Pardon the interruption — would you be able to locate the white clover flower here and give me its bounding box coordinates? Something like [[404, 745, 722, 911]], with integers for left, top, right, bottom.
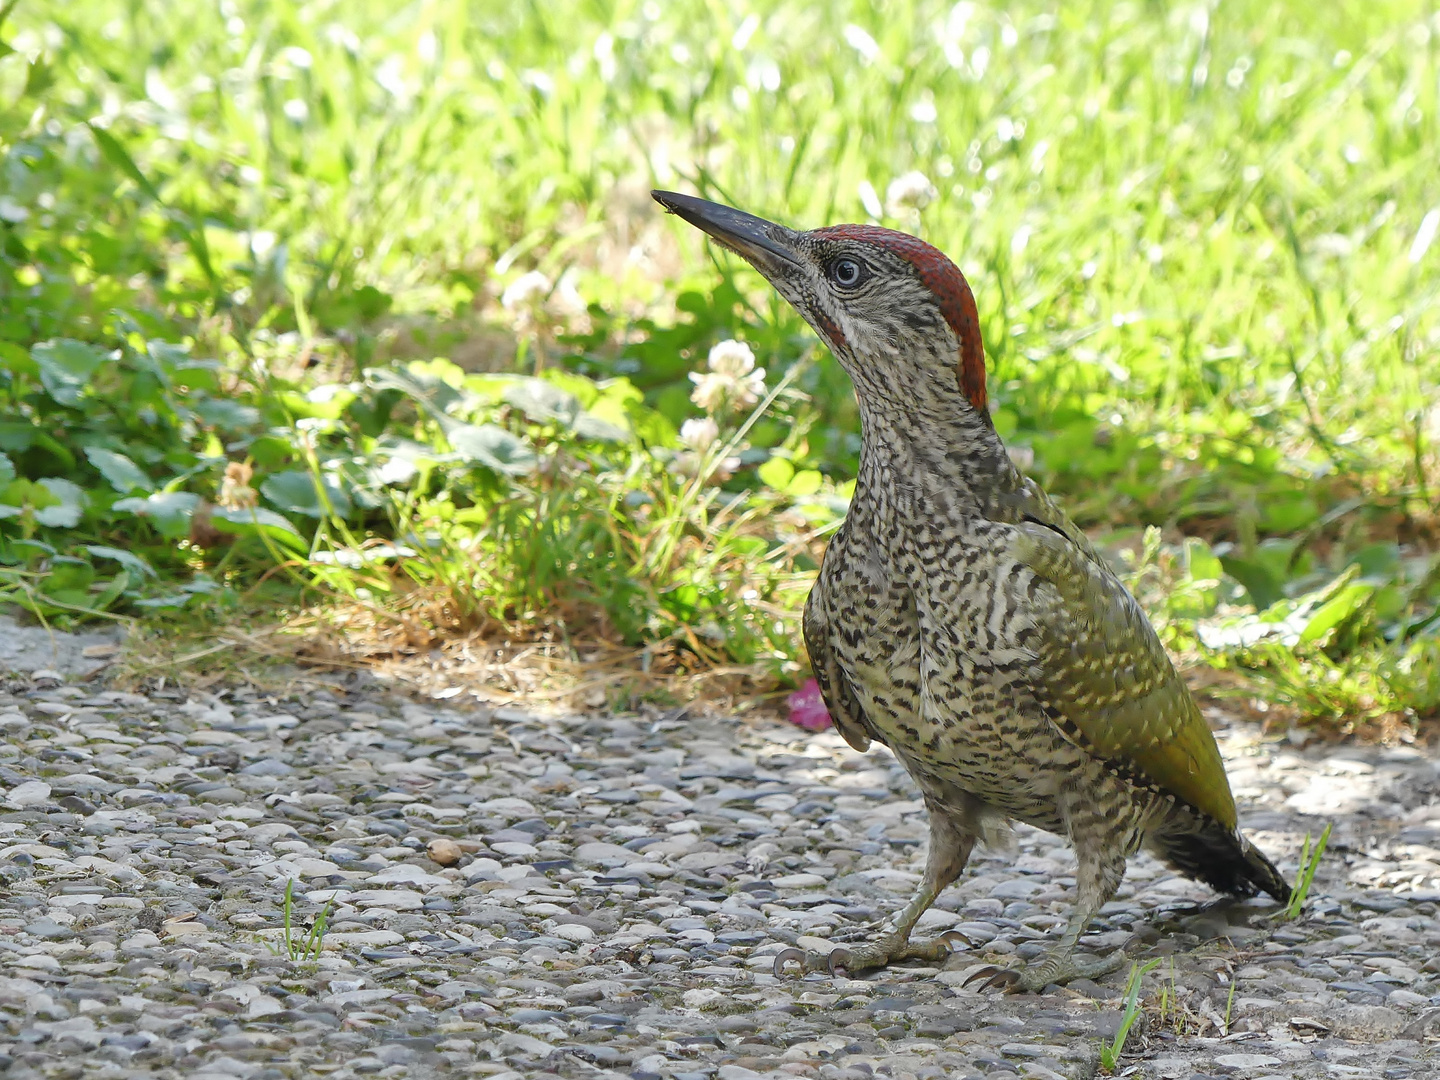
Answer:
[[886, 170, 937, 214], [501, 270, 551, 311], [688, 372, 730, 414], [706, 338, 757, 378], [679, 416, 720, 453], [688, 339, 766, 413], [671, 448, 742, 484]]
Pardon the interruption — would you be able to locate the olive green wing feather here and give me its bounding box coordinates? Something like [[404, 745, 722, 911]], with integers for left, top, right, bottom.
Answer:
[[1012, 515, 1239, 830]]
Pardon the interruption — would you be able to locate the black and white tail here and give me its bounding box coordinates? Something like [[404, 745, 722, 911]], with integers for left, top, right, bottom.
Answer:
[[1152, 820, 1292, 904]]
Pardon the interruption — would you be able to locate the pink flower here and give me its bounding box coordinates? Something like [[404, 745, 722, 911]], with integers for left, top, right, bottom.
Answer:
[[787, 678, 833, 732]]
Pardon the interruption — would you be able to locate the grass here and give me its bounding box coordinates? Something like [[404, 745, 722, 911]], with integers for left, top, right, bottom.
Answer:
[[268, 878, 334, 962], [1282, 821, 1334, 919], [1100, 958, 1161, 1073], [1, 0, 1437, 725]]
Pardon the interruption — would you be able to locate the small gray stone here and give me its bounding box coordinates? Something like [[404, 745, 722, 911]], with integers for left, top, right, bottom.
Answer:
[[240, 758, 293, 776], [25, 918, 74, 940]]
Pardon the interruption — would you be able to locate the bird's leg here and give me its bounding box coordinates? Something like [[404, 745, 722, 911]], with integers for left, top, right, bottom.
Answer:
[[775, 809, 975, 977], [967, 839, 1129, 993]]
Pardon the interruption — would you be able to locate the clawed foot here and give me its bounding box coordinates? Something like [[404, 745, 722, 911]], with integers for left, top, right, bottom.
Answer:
[[772, 929, 970, 978], [961, 944, 1132, 994]]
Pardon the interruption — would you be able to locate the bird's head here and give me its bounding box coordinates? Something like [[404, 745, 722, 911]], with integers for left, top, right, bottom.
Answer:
[[653, 190, 988, 427]]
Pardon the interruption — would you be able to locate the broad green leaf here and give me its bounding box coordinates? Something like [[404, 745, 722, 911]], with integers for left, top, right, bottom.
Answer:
[[132, 575, 223, 609], [190, 397, 261, 430], [447, 424, 536, 474], [572, 413, 630, 442], [0, 424, 35, 453], [0, 342, 35, 377], [7, 538, 56, 557], [0, 451, 12, 487], [1350, 543, 1402, 580], [1259, 493, 1320, 534], [33, 478, 86, 528], [539, 369, 604, 408], [757, 457, 795, 490], [114, 490, 201, 535], [145, 340, 196, 378], [248, 434, 297, 468], [1174, 536, 1225, 617], [85, 447, 152, 493], [366, 364, 462, 420], [82, 545, 157, 578], [787, 469, 823, 497], [211, 506, 306, 549], [31, 339, 108, 406], [501, 377, 624, 440], [261, 470, 351, 518], [503, 378, 581, 424], [42, 556, 94, 594], [1184, 536, 1224, 584], [623, 400, 678, 448], [280, 384, 357, 420]]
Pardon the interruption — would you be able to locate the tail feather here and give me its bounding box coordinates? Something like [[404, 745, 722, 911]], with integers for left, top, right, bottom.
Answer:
[[1151, 822, 1291, 904]]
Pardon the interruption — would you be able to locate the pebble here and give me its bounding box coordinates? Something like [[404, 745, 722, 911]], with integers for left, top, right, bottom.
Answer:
[[427, 836, 462, 865], [0, 673, 1435, 1080]]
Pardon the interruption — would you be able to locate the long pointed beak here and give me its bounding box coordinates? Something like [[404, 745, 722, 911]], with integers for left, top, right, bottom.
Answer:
[[652, 190, 800, 269]]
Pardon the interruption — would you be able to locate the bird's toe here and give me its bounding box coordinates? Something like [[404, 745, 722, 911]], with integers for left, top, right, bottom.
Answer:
[[961, 964, 1019, 991], [771, 947, 809, 978], [936, 928, 972, 950], [825, 947, 855, 977]]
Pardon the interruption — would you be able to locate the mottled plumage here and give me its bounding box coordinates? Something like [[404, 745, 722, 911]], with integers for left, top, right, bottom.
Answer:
[[654, 190, 1290, 990]]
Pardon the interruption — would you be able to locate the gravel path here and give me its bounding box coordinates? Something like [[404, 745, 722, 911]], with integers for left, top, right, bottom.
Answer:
[[1, 670, 1438, 1080]]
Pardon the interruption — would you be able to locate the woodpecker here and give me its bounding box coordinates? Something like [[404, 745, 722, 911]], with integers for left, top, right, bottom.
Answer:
[[653, 189, 1290, 992]]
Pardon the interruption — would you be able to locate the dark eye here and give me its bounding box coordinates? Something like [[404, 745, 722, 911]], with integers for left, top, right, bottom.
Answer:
[[828, 257, 866, 287]]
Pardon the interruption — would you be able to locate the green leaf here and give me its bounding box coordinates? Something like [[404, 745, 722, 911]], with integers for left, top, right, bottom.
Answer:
[[503, 378, 581, 424], [0, 451, 13, 487], [1220, 539, 1298, 611], [85, 448, 152, 493], [787, 469, 823, 497], [211, 506, 306, 549], [1299, 581, 1375, 645], [0, 424, 35, 453], [81, 545, 157, 578], [190, 397, 261, 430], [280, 384, 357, 420], [757, 457, 795, 490], [132, 575, 224, 610], [260, 470, 351, 518], [447, 424, 536, 474], [33, 478, 86, 528], [366, 364, 462, 420], [42, 556, 95, 594], [1259, 493, 1320, 533], [573, 414, 630, 442], [0, 342, 35, 377], [87, 123, 164, 203], [133, 593, 190, 609], [621, 400, 678, 448], [113, 490, 201, 535], [31, 339, 108, 406], [83, 569, 131, 612]]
